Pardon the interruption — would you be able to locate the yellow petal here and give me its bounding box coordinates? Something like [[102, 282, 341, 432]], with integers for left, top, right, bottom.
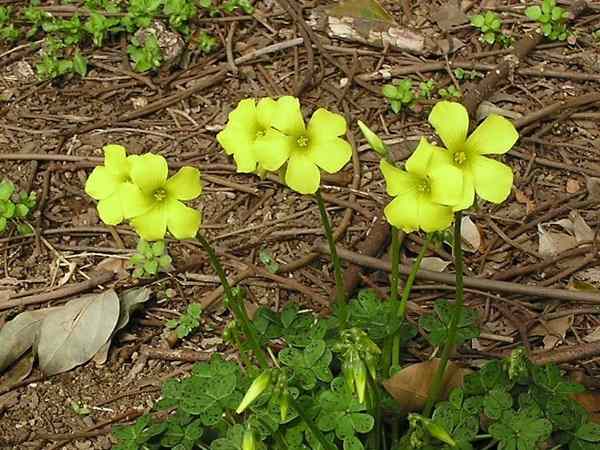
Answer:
[[227, 98, 258, 127], [103, 144, 129, 177], [428, 101, 469, 153], [254, 130, 293, 171], [465, 114, 519, 155], [120, 183, 154, 218], [166, 200, 201, 240], [97, 193, 124, 225], [307, 108, 347, 139], [405, 138, 435, 177], [285, 151, 320, 194], [379, 159, 418, 197], [85, 166, 119, 200], [452, 169, 475, 211], [429, 163, 463, 206], [130, 153, 169, 195], [130, 205, 168, 241], [166, 167, 202, 200], [418, 198, 454, 233], [256, 97, 277, 130], [217, 125, 258, 173], [471, 155, 513, 204], [307, 137, 352, 174], [384, 192, 419, 233], [271, 96, 305, 136]]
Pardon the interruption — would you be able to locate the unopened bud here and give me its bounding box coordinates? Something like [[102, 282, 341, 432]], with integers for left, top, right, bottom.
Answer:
[[242, 428, 256, 450], [357, 120, 387, 157], [237, 370, 272, 414]]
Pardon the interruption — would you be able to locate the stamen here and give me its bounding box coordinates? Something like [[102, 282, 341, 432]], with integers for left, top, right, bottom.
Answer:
[[454, 151, 467, 165], [296, 135, 309, 148], [153, 188, 167, 201]]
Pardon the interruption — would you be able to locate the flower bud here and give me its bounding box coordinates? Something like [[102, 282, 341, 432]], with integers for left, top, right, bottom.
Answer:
[[279, 389, 289, 421], [357, 120, 387, 157], [423, 419, 456, 447], [237, 370, 272, 414], [353, 355, 367, 404], [242, 428, 256, 450], [343, 351, 357, 394]]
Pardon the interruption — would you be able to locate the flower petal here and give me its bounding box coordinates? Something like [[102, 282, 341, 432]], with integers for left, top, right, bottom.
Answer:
[[405, 137, 435, 177], [217, 126, 257, 173], [130, 153, 169, 195], [255, 130, 293, 171], [429, 163, 463, 206], [130, 205, 168, 241], [307, 108, 347, 139], [271, 96, 305, 136], [227, 98, 257, 127], [97, 193, 124, 225], [471, 155, 513, 204], [166, 167, 202, 200], [85, 166, 119, 200], [256, 97, 277, 130], [166, 199, 202, 239], [384, 192, 419, 233], [285, 151, 320, 194], [465, 114, 519, 155], [307, 137, 352, 174], [103, 144, 129, 176], [428, 101, 469, 153], [453, 169, 475, 211], [379, 159, 418, 197], [418, 198, 454, 233], [120, 183, 154, 218]]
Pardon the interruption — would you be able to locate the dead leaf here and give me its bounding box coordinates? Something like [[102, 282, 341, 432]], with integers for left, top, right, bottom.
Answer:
[[419, 257, 451, 272], [569, 210, 594, 243], [566, 178, 581, 193], [476, 101, 522, 122], [0, 308, 56, 373], [573, 391, 600, 417], [461, 216, 481, 253], [584, 327, 600, 343], [531, 315, 573, 349], [97, 257, 129, 278], [94, 288, 151, 365], [514, 188, 536, 214], [586, 177, 600, 200], [38, 290, 120, 376], [0, 352, 34, 388], [538, 224, 576, 257], [382, 359, 471, 412], [432, 1, 468, 31]]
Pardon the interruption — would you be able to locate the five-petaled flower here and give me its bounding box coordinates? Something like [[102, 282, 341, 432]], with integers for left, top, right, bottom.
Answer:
[[380, 138, 463, 233], [126, 154, 202, 241], [84, 144, 148, 225], [428, 101, 518, 211], [256, 96, 352, 194], [217, 97, 279, 173]]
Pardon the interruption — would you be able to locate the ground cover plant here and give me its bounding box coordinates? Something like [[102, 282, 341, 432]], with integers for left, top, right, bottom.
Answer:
[[1, 1, 600, 449]]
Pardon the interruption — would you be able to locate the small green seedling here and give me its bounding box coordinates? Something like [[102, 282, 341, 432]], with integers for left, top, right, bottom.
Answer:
[[438, 85, 461, 99], [258, 248, 279, 273], [0, 180, 37, 235], [470, 11, 512, 47], [128, 33, 162, 72], [130, 239, 173, 278], [83, 12, 121, 47], [197, 31, 217, 54], [223, 0, 254, 14], [70, 401, 91, 416], [382, 79, 414, 113], [0, 6, 19, 42], [453, 68, 483, 81], [417, 79, 436, 100], [164, 0, 197, 34], [166, 303, 202, 339], [526, 0, 571, 41]]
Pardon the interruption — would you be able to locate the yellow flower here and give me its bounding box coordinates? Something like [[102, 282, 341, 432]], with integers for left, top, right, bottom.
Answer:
[[428, 101, 519, 210]]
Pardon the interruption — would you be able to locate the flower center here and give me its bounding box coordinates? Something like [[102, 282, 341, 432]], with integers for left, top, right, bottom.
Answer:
[[255, 129, 266, 139], [296, 135, 309, 148], [417, 179, 430, 193], [454, 151, 467, 165], [153, 188, 167, 201]]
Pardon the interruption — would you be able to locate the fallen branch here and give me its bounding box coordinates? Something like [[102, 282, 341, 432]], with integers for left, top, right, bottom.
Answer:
[[317, 244, 600, 304]]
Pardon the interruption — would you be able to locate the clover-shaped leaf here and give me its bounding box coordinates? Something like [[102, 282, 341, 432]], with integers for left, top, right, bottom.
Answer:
[[483, 389, 513, 420], [433, 388, 480, 442], [420, 299, 479, 347]]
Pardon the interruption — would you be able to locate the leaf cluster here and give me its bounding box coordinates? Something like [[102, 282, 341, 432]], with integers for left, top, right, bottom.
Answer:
[[130, 239, 173, 278], [470, 11, 513, 47], [166, 303, 203, 339], [526, 0, 571, 41], [419, 299, 480, 347], [0, 180, 36, 235]]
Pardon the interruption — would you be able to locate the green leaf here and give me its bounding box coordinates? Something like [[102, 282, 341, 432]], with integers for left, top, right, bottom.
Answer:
[[281, 302, 299, 329], [350, 413, 374, 433], [483, 389, 513, 419], [335, 414, 355, 440], [303, 340, 326, 366], [144, 259, 159, 275], [186, 303, 202, 318], [526, 6, 542, 20], [343, 436, 364, 450], [483, 31, 496, 44], [576, 423, 600, 442], [158, 254, 172, 269], [16, 223, 33, 235], [470, 14, 484, 28], [0, 181, 14, 201], [259, 249, 279, 273], [382, 84, 397, 99], [14, 203, 29, 218], [151, 240, 165, 256]]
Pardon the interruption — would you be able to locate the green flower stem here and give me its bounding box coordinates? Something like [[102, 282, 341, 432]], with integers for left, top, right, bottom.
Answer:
[[423, 212, 464, 417], [389, 226, 401, 303], [196, 233, 269, 369], [397, 233, 431, 320], [289, 397, 336, 450], [315, 189, 346, 324]]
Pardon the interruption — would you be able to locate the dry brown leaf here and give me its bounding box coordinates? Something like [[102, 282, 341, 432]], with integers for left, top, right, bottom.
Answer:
[[573, 391, 600, 416], [569, 210, 594, 243], [419, 257, 451, 272], [538, 224, 577, 257], [382, 359, 471, 413], [584, 327, 600, 343], [432, 0, 468, 31], [514, 188, 536, 214], [566, 178, 581, 193], [97, 257, 129, 278], [586, 176, 600, 200], [0, 351, 34, 389], [461, 216, 481, 253], [531, 315, 573, 349]]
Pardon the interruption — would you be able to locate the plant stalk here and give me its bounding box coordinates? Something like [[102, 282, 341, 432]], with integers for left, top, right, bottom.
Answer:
[[389, 226, 401, 303], [196, 233, 269, 369], [315, 189, 347, 325], [423, 212, 465, 416], [289, 397, 336, 450]]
